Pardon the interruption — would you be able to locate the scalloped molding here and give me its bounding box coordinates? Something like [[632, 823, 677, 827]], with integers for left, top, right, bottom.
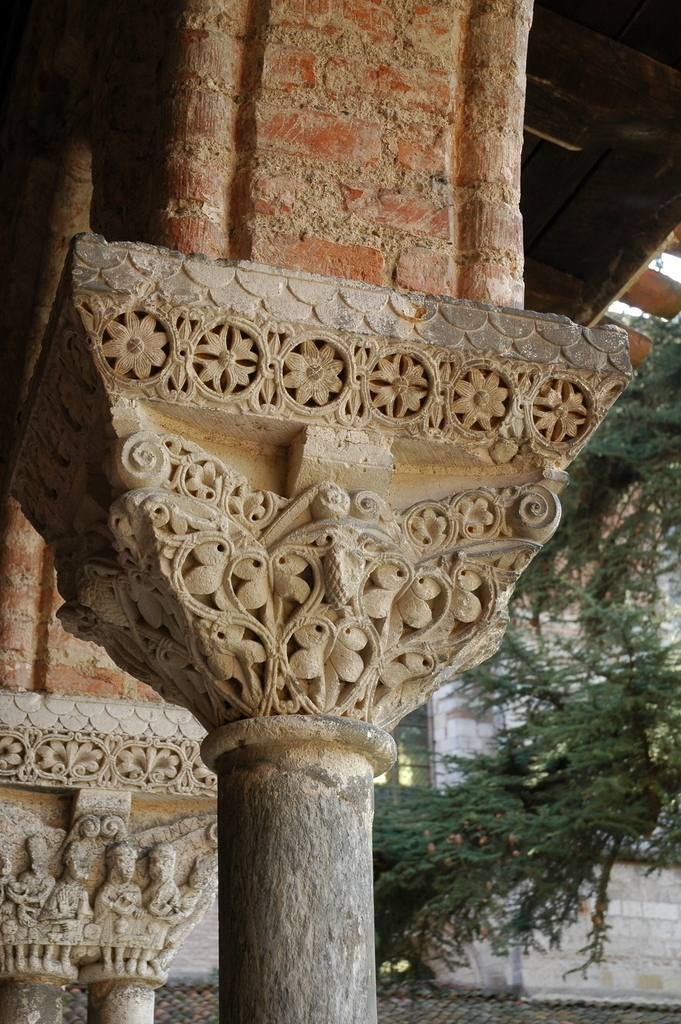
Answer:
[[0, 691, 215, 794]]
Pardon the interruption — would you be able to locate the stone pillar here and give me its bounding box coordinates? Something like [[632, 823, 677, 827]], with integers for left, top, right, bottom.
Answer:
[[88, 980, 156, 1024], [10, 236, 631, 1024], [0, 981, 62, 1024], [202, 716, 394, 1024]]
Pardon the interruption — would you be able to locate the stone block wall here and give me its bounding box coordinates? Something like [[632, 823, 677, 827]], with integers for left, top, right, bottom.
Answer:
[[435, 862, 681, 1004], [429, 682, 681, 1004], [430, 679, 496, 785]]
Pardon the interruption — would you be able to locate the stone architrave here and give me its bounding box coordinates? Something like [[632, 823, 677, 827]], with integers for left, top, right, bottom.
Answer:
[[0, 691, 217, 1022], [10, 234, 631, 1023]]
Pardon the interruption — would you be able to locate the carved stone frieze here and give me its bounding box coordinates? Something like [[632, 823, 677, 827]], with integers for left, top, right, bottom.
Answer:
[[0, 792, 217, 985], [11, 235, 632, 732], [0, 692, 215, 795]]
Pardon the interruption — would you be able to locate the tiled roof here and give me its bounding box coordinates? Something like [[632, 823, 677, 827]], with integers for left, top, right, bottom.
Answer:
[[62, 983, 681, 1023], [377, 992, 681, 1023]]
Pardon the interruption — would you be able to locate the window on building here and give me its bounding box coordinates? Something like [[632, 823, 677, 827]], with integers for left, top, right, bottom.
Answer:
[[375, 704, 431, 790]]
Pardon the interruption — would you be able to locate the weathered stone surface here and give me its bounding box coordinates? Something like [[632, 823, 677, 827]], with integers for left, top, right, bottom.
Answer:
[[205, 715, 395, 1024], [55, 235, 628, 369], [0, 690, 215, 795], [11, 235, 631, 734], [0, 691, 217, 989], [0, 980, 63, 1024], [88, 979, 156, 1024]]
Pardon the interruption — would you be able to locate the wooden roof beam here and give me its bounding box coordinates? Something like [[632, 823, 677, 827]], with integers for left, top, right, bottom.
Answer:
[[622, 269, 681, 320], [524, 257, 583, 319], [525, 6, 681, 152], [664, 225, 681, 258]]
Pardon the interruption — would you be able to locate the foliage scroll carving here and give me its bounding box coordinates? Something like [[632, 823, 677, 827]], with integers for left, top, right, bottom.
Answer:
[[10, 237, 632, 735], [57, 430, 565, 731]]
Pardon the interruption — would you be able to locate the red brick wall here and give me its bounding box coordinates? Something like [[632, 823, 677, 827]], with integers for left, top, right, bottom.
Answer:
[[88, 0, 531, 304], [270, 0, 528, 304], [0, 500, 159, 700]]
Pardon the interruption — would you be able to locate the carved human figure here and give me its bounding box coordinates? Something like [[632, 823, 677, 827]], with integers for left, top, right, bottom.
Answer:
[[144, 843, 183, 922], [94, 842, 143, 973], [138, 842, 185, 976], [6, 835, 55, 971], [40, 841, 93, 972], [0, 841, 16, 973], [157, 846, 219, 973]]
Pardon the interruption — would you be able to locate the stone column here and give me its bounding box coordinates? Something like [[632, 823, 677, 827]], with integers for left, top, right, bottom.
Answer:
[[10, 236, 631, 1024], [87, 980, 156, 1024], [0, 981, 62, 1024], [202, 716, 394, 1024]]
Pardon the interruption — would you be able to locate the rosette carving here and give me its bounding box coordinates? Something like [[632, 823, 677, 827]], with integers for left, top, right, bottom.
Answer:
[[532, 377, 589, 443], [0, 696, 216, 795], [193, 322, 260, 395], [283, 338, 346, 407], [9, 238, 631, 737], [101, 311, 170, 381]]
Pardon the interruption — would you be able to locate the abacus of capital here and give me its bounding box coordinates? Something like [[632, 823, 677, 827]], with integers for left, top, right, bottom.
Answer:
[[10, 235, 631, 1022]]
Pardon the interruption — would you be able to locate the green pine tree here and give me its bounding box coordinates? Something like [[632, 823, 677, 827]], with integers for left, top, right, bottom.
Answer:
[[373, 314, 681, 976]]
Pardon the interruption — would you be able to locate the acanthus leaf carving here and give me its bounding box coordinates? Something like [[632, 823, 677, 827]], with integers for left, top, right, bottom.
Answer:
[[53, 430, 566, 731], [0, 728, 216, 795]]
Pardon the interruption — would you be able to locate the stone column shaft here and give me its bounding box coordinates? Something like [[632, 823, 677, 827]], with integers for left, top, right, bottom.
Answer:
[[0, 981, 62, 1024], [88, 980, 156, 1024], [203, 717, 396, 1024]]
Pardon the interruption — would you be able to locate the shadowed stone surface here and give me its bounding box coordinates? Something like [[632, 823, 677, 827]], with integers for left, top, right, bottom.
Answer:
[[0, 981, 63, 1024], [88, 979, 156, 1024]]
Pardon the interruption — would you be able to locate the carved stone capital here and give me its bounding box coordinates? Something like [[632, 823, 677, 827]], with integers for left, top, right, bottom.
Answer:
[[0, 694, 217, 986], [11, 235, 631, 731], [0, 691, 215, 796], [0, 788, 217, 986]]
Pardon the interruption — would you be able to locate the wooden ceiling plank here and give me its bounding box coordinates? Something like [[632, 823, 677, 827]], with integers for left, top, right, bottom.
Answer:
[[664, 225, 681, 258], [535, 0, 644, 38], [528, 147, 681, 323], [525, 5, 681, 151], [521, 141, 607, 250], [524, 257, 584, 319], [618, 0, 681, 68]]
